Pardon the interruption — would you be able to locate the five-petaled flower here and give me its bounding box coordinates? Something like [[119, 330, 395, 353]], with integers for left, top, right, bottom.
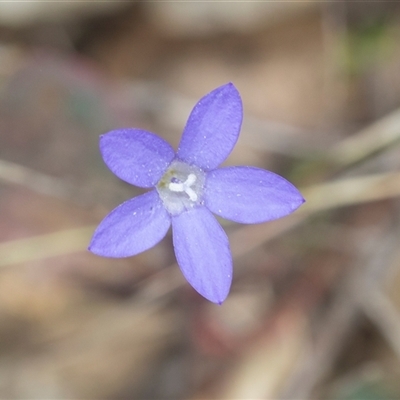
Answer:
[[89, 83, 304, 304]]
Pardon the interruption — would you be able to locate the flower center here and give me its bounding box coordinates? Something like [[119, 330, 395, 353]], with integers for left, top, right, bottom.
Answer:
[[156, 159, 205, 215]]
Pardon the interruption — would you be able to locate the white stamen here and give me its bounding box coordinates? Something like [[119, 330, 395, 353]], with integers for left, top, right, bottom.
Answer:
[[168, 182, 185, 192], [168, 174, 198, 201], [185, 187, 198, 201], [186, 174, 197, 186], [156, 160, 205, 215]]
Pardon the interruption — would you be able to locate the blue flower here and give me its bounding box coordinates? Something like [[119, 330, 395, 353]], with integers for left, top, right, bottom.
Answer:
[[89, 83, 304, 304]]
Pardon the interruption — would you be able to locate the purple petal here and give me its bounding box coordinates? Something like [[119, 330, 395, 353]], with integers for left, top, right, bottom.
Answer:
[[177, 83, 243, 171], [89, 190, 171, 257], [172, 207, 232, 304], [204, 167, 305, 224], [100, 129, 175, 188]]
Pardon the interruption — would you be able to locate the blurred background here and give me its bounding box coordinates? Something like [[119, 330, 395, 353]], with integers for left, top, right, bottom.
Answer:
[[1, 1, 400, 398]]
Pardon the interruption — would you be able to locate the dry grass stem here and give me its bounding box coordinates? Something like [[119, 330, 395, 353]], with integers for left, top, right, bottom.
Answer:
[[301, 170, 400, 213], [0, 159, 72, 199], [328, 109, 400, 167], [1, 170, 400, 272], [0, 226, 95, 267]]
